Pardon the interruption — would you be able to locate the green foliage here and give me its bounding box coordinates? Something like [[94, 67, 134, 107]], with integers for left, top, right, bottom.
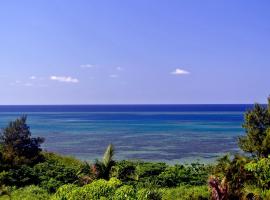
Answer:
[[135, 162, 167, 180], [9, 185, 50, 200], [245, 156, 270, 189], [133, 162, 166, 188], [92, 144, 116, 180], [33, 152, 80, 193], [113, 185, 136, 200], [52, 178, 122, 200], [158, 163, 210, 187], [212, 154, 231, 178], [111, 160, 210, 189], [103, 144, 114, 169], [51, 184, 79, 200], [0, 116, 44, 167], [238, 99, 270, 158], [137, 188, 162, 200], [212, 154, 253, 199], [161, 185, 209, 200], [0, 165, 38, 187], [111, 160, 136, 182]]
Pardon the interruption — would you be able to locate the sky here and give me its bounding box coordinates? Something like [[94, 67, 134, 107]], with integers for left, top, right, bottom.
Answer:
[[0, 0, 269, 104]]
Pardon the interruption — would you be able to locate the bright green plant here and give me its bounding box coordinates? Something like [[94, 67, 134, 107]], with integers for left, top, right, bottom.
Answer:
[[9, 185, 50, 200], [53, 178, 122, 200], [245, 156, 270, 189], [137, 188, 162, 200], [162, 185, 209, 200], [113, 185, 136, 200], [51, 184, 79, 200]]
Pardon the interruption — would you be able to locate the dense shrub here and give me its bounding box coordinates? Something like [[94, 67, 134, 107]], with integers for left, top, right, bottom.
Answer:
[[137, 188, 162, 200], [111, 160, 136, 182], [135, 162, 167, 179], [9, 185, 50, 200], [113, 185, 136, 200], [245, 156, 270, 189], [162, 185, 209, 200], [52, 178, 122, 200], [33, 152, 82, 192], [158, 163, 209, 187], [52, 184, 79, 200], [0, 165, 37, 187]]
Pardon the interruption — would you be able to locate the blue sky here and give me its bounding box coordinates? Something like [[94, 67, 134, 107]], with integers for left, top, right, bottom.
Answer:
[[0, 0, 269, 104]]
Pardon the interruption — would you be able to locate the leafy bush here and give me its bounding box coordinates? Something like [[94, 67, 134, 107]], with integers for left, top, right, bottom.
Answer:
[[113, 185, 136, 200], [135, 162, 167, 180], [51, 184, 79, 200], [33, 153, 81, 192], [245, 156, 270, 189], [137, 188, 162, 200], [111, 160, 136, 182], [162, 185, 209, 200], [9, 185, 50, 200], [158, 163, 209, 187], [52, 178, 122, 200], [0, 165, 38, 187]]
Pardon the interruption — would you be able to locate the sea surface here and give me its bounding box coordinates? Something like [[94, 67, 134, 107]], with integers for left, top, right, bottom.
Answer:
[[0, 105, 253, 164]]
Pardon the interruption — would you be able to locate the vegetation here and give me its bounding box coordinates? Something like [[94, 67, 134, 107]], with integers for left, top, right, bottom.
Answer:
[[0, 115, 44, 167], [0, 97, 270, 199], [238, 97, 270, 158]]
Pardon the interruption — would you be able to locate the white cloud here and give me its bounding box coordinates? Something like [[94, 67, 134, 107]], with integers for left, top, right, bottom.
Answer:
[[80, 64, 95, 68], [30, 76, 37, 80], [171, 68, 190, 75], [50, 76, 79, 83], [109, 74, 118, 78]]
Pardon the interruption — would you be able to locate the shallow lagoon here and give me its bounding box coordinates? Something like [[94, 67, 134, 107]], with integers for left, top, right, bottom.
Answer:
[[0, 105, 252, 163]]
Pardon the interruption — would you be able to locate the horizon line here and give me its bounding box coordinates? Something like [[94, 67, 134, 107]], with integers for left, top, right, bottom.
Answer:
[[0, 103, 260, 106]]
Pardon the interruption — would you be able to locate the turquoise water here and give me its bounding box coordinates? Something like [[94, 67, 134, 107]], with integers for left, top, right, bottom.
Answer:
[[0, 105, 251, 163]]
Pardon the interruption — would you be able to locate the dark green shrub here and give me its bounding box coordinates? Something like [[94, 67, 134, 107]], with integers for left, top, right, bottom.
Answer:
[[0, 165, 37, 187], [0, 116, 44, 167], [33, 153, 80, 192], [158, 163, 210, 187], [111, 160, 136, 182]]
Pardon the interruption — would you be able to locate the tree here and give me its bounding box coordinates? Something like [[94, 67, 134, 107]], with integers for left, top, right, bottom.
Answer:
[[0, 115, 44, 166], [238, 97, 270, 158], [92, 144, 115, 180]]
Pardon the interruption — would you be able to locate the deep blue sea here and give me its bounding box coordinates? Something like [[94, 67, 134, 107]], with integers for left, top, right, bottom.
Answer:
[[0, 105, 253, 164]]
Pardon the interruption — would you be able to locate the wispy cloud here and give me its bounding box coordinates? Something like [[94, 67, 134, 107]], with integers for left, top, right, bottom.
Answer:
[[24, 83, 33, 87], [116, 66, 123, 71], [50, 76, 79, 83], [29, 76, 37, 80], [109, 74, 118, 78], [80, 64, 95, 68], [171, 68, 190, 75]]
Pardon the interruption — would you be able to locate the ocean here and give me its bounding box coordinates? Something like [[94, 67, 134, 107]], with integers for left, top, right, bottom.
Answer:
[[0, 105, 253, 164]]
